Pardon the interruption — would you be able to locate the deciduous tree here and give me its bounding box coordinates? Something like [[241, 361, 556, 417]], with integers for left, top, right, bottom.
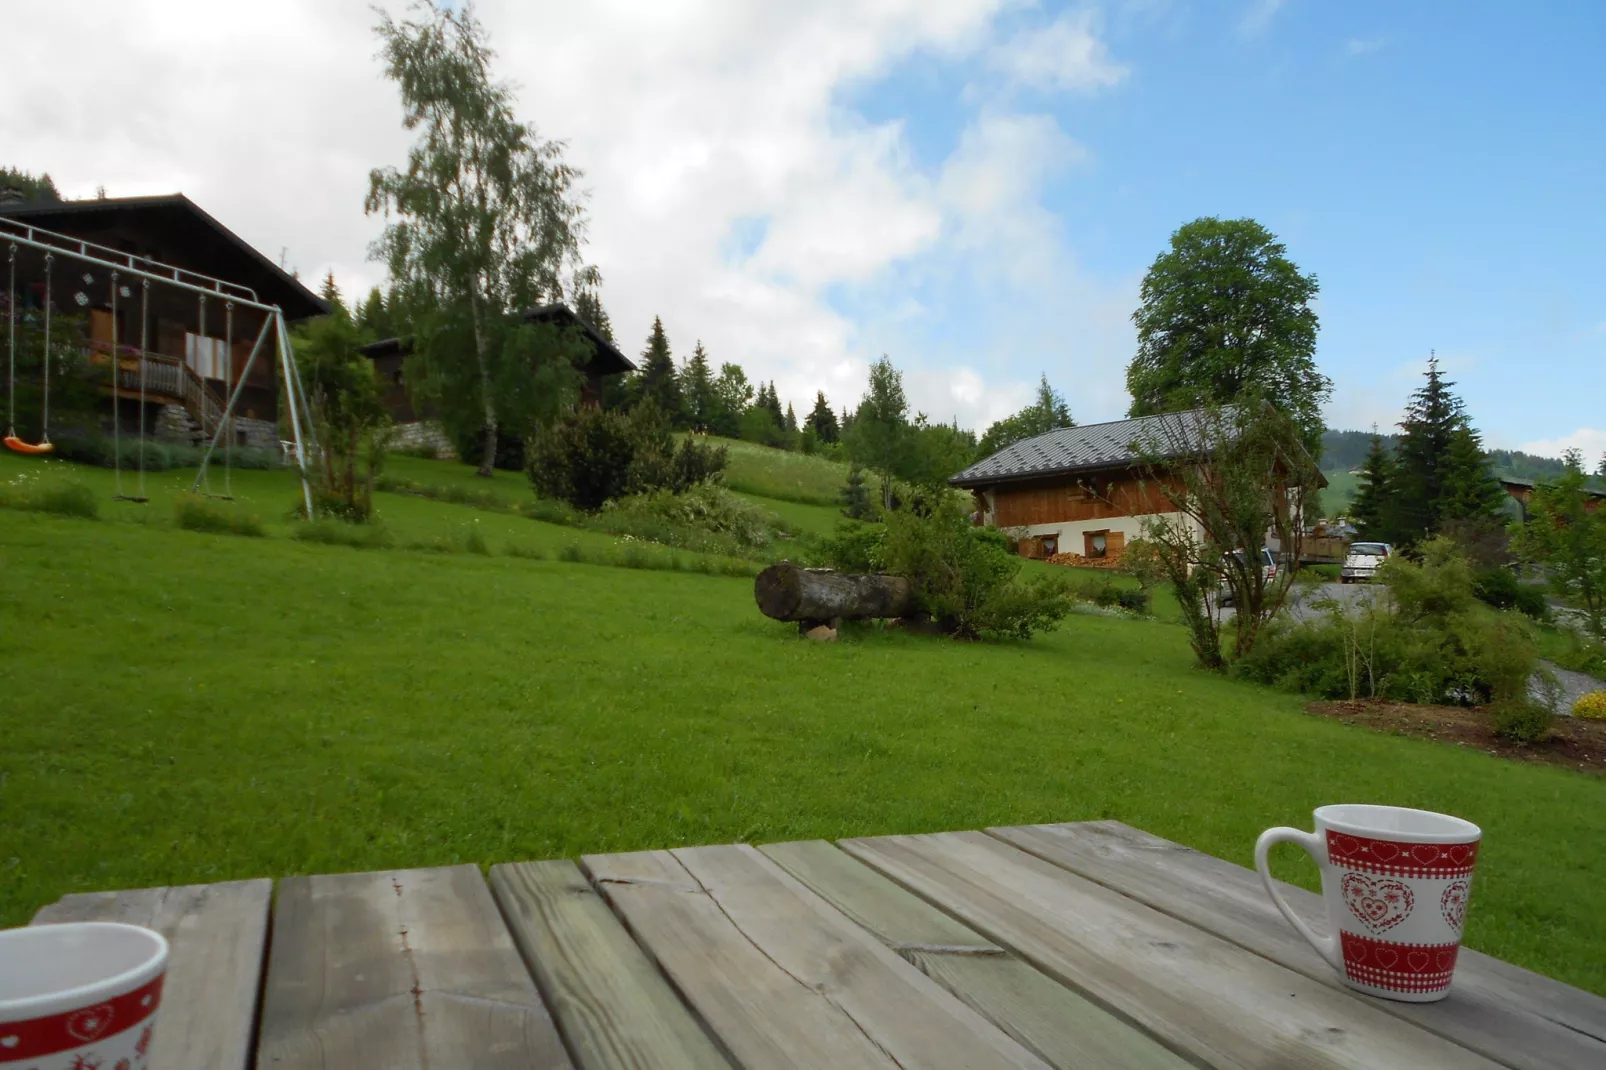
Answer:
[[1127, 217, 1329, 453], [1514, 450, 1606, 639], [367, 0, 598, 476]]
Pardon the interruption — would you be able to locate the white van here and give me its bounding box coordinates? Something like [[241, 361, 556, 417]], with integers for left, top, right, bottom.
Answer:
[[1340, 542, 1392, 584]]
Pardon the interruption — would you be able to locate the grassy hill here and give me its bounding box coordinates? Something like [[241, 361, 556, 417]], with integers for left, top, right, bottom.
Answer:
[[2, 449, 1603, 995]]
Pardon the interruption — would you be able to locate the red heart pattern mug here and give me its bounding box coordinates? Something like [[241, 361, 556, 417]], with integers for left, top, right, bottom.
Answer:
[[1255, 804, 1480, 1002]]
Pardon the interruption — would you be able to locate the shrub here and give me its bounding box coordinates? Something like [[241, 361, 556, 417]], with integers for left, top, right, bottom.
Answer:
[[294, 519, 395, 549], [521, 497, 582, 526], [1473, 566, 1548, 620], [820, 520, 886, 573], [1489, 700, 1553, 744], [558, 543, 585, 563], [878, 498, 1074, 640], [527, 402, 727, 511], [1573, 691, 1606, 719], [602, 484, 774, 548], [462, 522, 490, 556], [1237, 540, 1539, 705], [0, 476, 99, 518], [174, 495, 264, 537]]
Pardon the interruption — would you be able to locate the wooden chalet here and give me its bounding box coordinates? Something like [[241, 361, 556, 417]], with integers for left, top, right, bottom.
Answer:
[[1501, 475, 1606, 522], [358, 304, 635, 452], [0, 194, 326, 446], [949, 410, 1219, 560]]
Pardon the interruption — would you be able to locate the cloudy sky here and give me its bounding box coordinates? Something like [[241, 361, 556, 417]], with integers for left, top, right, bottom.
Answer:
[[5, 0, 1603, 458]]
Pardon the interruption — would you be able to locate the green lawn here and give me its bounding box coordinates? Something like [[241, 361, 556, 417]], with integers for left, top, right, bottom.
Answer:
[[713, 436, 850, 505], [2, 458, 1603, 996]]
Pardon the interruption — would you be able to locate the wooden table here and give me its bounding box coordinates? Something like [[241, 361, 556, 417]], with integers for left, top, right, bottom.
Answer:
[[31, 821, 1606, 1069]]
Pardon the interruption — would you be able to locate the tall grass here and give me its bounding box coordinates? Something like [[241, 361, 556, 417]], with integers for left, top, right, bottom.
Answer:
[[716, 437, 850, 505], [0, 473, 99, 518], [293, 519, 396, 550], [174, 495, 265, 537]]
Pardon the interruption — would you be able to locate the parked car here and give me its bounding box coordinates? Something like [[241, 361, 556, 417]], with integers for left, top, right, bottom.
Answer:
[[1217, 548, 1279, 607], [1340, 541, 1392, 584]]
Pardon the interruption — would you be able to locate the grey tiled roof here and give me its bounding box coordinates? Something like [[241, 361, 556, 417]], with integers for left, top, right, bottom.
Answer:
[[949, 408, 1214, 487]]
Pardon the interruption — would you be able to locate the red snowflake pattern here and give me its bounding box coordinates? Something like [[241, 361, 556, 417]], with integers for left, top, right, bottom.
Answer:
[[68, 1056, 103, 1070], [135, 1026, 153, 1057]]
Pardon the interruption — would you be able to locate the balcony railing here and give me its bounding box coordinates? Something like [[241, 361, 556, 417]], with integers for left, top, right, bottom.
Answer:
[[88, 344, 230, 438]]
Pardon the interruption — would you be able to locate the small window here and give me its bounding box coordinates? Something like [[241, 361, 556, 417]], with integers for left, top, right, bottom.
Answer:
[[1041, 534, 1059, 556], [1084, 530, 1109, 558]]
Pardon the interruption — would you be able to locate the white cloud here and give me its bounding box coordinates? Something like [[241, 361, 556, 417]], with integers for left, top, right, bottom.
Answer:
[[1238, 0, 1286, 38], [1517, 428, 1606, 463], [1, 0, 1138, 433], [1344, 37, 1387, 57], [987, 8, 1129, 93]]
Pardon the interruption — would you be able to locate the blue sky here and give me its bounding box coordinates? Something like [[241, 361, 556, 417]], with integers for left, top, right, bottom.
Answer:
[[9, 0, 1600, 457], [836, 0, 1606, 452]]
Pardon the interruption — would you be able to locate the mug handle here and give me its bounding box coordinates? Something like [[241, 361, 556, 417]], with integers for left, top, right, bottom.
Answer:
[[1254, 827, 1342, 970]]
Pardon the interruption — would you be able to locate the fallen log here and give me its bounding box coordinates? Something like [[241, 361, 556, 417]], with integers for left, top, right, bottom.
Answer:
[[754, 563, 915, 623]]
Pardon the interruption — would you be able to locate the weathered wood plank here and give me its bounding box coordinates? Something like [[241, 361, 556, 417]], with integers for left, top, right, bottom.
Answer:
[[844, 830, 1505, 1070], [584, 845, 1049, 1069], [489, 860, 731, 1069], [761, 839, 1192, 1069], [990, 820, 1606, 1069], [257, 864, 571, 1069], [33, 879, 272, 1070]]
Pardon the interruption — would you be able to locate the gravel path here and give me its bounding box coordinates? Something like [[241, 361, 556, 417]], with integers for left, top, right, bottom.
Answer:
[[1532, 660, 1606, 717]]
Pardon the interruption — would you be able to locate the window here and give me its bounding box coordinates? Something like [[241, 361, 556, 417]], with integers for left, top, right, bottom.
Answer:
[[1084, 530, 1109, 558], [1041, 534, 1059, 556], [185, 333, 229, 382]]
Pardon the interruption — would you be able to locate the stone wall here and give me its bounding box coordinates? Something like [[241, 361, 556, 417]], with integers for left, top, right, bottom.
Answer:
[[388, 419, 457, 459]]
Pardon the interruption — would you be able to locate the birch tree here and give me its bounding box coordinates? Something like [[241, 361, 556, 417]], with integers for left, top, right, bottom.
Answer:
[[367, 0, 598, 476]]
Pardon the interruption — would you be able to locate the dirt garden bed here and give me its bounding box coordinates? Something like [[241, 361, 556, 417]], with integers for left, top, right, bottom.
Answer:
[[1305, 700, 1606, 777]]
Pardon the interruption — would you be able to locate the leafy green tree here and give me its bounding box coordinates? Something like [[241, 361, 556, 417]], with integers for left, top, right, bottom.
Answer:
[[1390, 358, 1503, 545], [1514, 451, 1606, 639], [806, 391, 839, 443], [976, 373, 1073, 457], [844, 355, 910, 508], [710, 362, 752, 437], [0, 166, 61, 202], [907, 417, 977, 491], [635, 316, 683, 422], [294, 315, 392, 519], [366, 0, 598, 476], [681, 341, 716, 431], [1127, 217, 1329, 453], [1348, 431, 1397, 540]]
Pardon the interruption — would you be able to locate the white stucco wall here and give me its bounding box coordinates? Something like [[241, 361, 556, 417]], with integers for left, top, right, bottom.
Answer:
[[1009, 512, 1202, 555]]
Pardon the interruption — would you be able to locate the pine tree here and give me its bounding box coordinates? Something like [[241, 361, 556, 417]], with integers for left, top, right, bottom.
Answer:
[[755, 381, 784, 426], [784, 401, 798, 433], [572, 288, 614, 343], [1348, 431, 1397, 540], [637, 316, 683, 423], [319, 271, 348, 321], [681, 341, 716, 431], [839, 465, 875, 520], [806, 391, 839, 443], [356, 286, 392, 339], [1391, 357, 1505, 546], [977, 373, 1074, 457], [1439, 423, 1508, 524]]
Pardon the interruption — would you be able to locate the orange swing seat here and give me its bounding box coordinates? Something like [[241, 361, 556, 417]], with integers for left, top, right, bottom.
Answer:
[[3, 434, 54, 455]]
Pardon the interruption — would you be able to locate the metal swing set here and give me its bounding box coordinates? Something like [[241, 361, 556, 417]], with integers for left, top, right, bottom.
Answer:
[[2, 218, 318, 516]]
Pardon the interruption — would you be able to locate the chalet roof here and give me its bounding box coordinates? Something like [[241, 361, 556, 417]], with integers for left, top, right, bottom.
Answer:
[[1500, 476, 1606, 499], [0, 194, 327, 320], [949, 408, 1217, 488], [359, 303, 634, 376]]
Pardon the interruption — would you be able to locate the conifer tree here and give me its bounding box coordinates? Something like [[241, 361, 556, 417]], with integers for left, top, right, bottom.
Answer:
[[977, 373, 1074, 457], [806, 391, 839, 443], [1390, 357, 1505, 545], [356, 286, 392, 339], [710, 363, 752, 437], [681, 341, 716, 431], [319, 271, 349, 321], [784, 401, 798, 433], [1348, 431, 1397, 540], [637, 316, 683, 423], [572, 287, 614, 342]]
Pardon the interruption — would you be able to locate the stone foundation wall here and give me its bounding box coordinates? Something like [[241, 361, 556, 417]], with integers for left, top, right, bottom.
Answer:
[[388, 420, 457, 459]]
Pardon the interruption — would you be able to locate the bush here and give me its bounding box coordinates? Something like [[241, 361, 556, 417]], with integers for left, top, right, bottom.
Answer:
[[1088, 582, 1152, 615], [1237, 539, 1539, 705], [878, 498, 1073, 640], [525, 406, 640, 511], [820, 520, 886, 573], [294, 519, 395, 549], [462, 522, 490, 555], [1473, 566, 1548, 620], [1489, 700, 1553, 744], [174, 495, 265, 537], [1305, 563, 1341, 582], [1573, 691, 1606, 719], [602, 484, 775, 549], [521, 497, 582, 526], [52, 432, 278, 471], [0, 476, 99, 518]]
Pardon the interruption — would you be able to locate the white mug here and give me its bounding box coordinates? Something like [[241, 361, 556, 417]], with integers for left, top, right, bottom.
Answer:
[[0, 922, 167, 1068], [1255, 803, 1480, 1002]]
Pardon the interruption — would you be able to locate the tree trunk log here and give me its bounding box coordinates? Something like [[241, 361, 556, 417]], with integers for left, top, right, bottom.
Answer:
[[754, 563, 915, 622]]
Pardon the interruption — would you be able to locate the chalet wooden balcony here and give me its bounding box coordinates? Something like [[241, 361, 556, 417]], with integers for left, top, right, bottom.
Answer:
[[86, 343, 228, 437]]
